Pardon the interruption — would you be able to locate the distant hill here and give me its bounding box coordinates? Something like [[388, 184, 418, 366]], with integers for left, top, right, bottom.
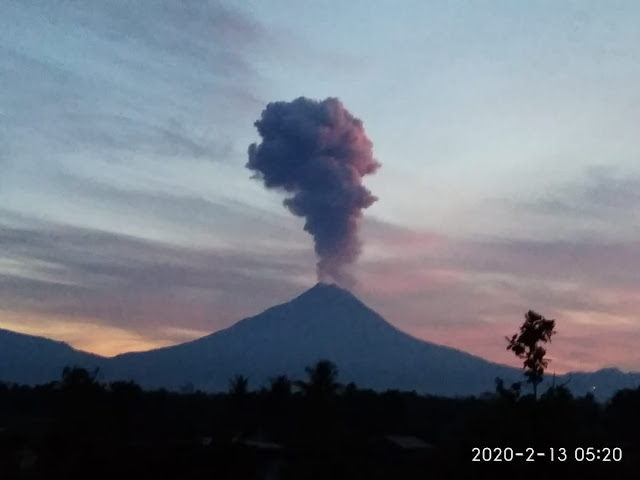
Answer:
[[0, 328, 103, 385], [549, 367, 640, 398], [2, 284, 640, 398]]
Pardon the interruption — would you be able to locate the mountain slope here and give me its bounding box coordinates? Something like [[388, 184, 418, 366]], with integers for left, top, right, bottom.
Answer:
[[0, 328, 104, 385], [3, 284, 639, 398], [105, 283, 520, 395]]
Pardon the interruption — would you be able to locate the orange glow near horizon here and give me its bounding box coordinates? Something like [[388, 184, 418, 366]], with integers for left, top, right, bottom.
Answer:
[[406, 309, 640, 375], [3, 305, 639, 374], [0, 311, 176, 357]]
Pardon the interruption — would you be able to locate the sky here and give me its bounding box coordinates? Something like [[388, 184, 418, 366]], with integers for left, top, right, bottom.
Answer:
[[2, 0, 640, 373]]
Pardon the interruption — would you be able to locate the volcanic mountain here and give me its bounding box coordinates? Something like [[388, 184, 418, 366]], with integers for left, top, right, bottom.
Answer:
[[3, 283, 640, 398], [103, 283, 520, 395]]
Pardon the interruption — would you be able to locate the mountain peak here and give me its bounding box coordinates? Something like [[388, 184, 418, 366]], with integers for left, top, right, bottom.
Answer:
[[310, 281, 350, 294], [293, 282, 358, 304]]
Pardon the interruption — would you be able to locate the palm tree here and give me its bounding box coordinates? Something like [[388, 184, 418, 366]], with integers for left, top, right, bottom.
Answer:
[[295, 361, 342, 443], [228, 375, 249, 397], [269, 375, 292, 399], [60, 366, 100, 392], [295, 360, 342, 401], [227, 375, 250, 435]]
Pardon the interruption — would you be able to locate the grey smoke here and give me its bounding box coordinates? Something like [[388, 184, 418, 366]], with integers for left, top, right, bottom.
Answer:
[[247, 97, 380, 285]]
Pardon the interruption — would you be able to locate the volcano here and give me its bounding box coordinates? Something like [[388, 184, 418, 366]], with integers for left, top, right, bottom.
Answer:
[[103, 283, 520, 395], [4, 283, 639, 398]]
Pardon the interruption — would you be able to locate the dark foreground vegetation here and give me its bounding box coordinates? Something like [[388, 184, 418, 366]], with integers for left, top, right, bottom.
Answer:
[[1, 362, 640, 479]]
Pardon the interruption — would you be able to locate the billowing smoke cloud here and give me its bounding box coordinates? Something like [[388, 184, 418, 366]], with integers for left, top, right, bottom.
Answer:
[[247, 97, 380, 285]]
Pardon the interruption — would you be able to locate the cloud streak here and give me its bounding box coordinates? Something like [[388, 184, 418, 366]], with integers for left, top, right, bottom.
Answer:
[[1, 212, 638, 371], [0, 213, 313, 351], [1, 1, 639, 373], [355, 220, 640, 372], [1, 0, 268, 173], [504, 165, 640, 240]]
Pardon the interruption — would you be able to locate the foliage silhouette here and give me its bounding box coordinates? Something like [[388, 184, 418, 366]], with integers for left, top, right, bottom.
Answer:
[[495, 377, 521, 403], [295, 359, 342, 400], [0, 362, 639, 479], [506, 310, 556, 398], [268, 375, 292, 399], [228, 375, 249, 397], [60, 366, 101, 392]]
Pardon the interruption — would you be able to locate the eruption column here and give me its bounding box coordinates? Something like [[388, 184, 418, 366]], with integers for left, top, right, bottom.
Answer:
[[247, 97, 380, 285]]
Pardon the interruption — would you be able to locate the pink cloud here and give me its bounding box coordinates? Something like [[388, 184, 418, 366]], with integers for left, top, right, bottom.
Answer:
[[2, 215, 639, 372], [354, 220, 640, 372], [358, 266, 464, 295]]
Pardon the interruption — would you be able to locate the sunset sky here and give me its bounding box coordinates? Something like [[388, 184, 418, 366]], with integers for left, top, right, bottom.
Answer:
[[2, 0, 639, 373]]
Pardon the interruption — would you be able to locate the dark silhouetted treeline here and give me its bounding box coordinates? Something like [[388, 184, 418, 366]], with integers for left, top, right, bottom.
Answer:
[[1, 362, 639, 479]]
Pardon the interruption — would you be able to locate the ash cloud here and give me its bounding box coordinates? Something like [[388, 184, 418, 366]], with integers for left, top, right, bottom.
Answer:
[[247, 97, 380, 285]]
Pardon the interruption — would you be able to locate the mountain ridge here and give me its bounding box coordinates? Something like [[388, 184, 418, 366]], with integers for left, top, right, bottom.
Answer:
[[102, 282, 519, 394], [2, 283, 640, 398], [0, 327, 103, 385]]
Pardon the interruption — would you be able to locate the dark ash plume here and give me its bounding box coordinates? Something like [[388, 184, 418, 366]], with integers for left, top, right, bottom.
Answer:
[[247, 97, 380, 285]]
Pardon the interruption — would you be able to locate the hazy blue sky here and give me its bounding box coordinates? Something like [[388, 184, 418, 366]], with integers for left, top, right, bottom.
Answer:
[[2, 0, 639, 372]]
